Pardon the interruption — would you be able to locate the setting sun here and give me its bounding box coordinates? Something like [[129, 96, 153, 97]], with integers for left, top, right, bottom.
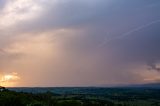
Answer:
[[0, 72, 20, 87]]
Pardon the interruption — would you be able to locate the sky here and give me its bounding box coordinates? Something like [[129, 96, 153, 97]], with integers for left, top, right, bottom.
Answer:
[[0, 0, 160, 87]]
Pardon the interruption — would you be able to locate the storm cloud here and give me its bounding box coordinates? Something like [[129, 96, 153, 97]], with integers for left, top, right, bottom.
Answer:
[[0, 0, 160, 87]]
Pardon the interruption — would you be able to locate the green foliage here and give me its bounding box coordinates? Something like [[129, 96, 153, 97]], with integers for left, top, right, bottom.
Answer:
[[56, 100, 81, 106], [0, 88, 160, 106]]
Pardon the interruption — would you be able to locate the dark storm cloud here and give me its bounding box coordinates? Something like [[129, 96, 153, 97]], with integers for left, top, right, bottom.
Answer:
[[14, 0, 160, 32], [1, 0, 160, 86], [39, 0, 160, 73], [112, 22, 160, 71], [14, 0, 160, 83]]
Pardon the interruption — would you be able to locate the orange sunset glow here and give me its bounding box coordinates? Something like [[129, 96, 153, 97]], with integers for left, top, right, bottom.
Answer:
[[0, 72, 20, 87]]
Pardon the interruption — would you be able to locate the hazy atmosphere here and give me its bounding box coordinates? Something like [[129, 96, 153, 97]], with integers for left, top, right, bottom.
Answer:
[[0, 0, 160, 87]]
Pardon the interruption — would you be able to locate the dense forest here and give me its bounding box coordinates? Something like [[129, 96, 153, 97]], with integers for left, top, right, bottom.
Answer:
[[0, 87, 160, 106]]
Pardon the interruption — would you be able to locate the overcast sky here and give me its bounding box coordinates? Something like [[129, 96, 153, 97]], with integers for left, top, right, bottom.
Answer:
[[0, 0, 160, 87]]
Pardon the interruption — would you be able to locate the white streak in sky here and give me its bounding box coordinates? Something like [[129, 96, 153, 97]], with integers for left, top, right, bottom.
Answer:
[[99, 19, 160, 47]]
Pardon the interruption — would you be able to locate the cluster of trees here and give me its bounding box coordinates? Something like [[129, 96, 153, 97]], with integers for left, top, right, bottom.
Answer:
[[0, 88, 160, 106], [0, 90, 114, 106]]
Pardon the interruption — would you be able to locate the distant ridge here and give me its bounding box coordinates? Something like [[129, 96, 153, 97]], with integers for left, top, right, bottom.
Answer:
[[99, 82, 160, 88], [126, 82, 160, 88]]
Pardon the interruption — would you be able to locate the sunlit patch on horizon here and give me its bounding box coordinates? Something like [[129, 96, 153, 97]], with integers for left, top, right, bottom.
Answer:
[[0, 72, 20, 87]]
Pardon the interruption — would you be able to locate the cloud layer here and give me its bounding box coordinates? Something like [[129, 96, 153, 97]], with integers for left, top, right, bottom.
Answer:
[[0, 0, 160, 87]]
